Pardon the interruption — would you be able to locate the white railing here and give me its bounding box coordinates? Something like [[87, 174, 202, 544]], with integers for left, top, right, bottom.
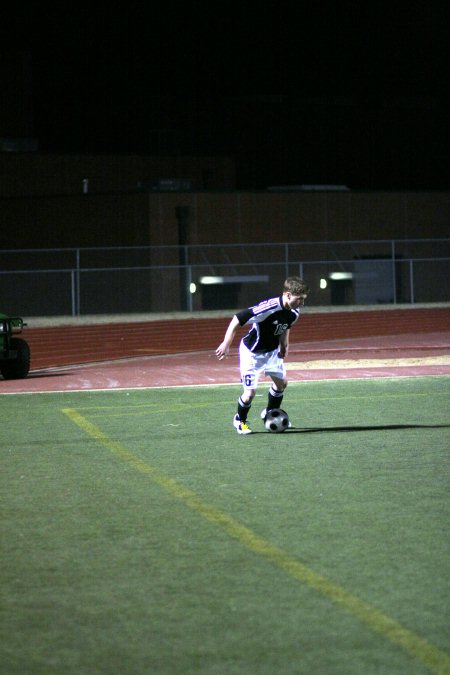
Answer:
[[1, 240, 449, 316]]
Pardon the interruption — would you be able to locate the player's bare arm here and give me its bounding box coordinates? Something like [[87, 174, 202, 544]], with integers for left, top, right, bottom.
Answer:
[[216, 315, 240, 360], [278, 330, 289, 358]]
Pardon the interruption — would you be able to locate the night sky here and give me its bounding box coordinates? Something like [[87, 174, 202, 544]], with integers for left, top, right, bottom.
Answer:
[[2, 2, 449, 190]]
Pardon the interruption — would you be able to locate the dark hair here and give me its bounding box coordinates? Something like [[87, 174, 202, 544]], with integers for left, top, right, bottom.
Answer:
[[283, 276, 309, 295]]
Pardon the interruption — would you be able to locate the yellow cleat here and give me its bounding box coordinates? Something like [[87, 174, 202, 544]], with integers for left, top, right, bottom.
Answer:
[[233, 415, 252, 435]]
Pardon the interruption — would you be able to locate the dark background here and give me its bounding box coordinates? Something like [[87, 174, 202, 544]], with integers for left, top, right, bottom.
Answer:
[[1, 1, 449, 190]]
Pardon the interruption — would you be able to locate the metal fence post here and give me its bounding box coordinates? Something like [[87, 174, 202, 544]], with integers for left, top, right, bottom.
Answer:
[[187, 265, 193, 312], [176, 206, 190, 311], [71, 270, 76, 316], [75, 248, 81, 316], [391, 239, 397, 304]]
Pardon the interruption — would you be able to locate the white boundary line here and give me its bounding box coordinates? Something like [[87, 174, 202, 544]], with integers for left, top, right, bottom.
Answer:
[[2, 373, 449, 396]]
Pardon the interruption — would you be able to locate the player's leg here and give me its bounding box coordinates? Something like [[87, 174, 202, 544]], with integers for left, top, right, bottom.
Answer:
[[268, 377, 287, 409], [262, 350, 288, 420], [260, 376, 286, 419], [233, 343, 259, 434]]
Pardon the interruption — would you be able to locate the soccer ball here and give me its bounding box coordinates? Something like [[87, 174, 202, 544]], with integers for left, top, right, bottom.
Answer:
[[264, 409, 290, 433]]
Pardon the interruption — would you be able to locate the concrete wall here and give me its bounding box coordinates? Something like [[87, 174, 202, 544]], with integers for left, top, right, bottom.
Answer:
[[146, 191, 450, 245], [0, 153, 449, 249], [1, 189, 449, 249]]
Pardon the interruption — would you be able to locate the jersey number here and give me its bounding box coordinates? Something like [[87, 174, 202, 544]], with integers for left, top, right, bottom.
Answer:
[[243, 374, 255, 388]]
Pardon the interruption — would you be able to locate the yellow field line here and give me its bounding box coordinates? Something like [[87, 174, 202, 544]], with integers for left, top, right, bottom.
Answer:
[[62, 406, 450, 675]]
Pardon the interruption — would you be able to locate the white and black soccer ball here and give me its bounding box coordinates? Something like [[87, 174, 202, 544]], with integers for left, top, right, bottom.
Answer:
[[264, 409, 290, 433]]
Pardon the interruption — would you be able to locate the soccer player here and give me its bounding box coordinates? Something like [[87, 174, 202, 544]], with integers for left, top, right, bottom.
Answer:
[[216, 276, 309, 434]]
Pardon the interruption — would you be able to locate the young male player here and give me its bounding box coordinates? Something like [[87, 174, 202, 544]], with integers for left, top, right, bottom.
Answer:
[[216, 276, 309, 434]]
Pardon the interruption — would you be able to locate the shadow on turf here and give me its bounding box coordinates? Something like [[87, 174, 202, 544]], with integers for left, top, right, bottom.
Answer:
[[252, 423, 450, 434]]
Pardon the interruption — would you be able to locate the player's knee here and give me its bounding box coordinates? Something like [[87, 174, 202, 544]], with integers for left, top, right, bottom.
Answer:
[[274, 380, 287, 392]]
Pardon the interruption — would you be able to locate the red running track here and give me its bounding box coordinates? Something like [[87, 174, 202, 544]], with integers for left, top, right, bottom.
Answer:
[[1, 306, 449, 393], [19, 306, 450, 371]]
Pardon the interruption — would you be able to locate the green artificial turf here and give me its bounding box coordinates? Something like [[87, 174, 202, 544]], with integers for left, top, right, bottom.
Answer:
[[1, 376, 449, 674]]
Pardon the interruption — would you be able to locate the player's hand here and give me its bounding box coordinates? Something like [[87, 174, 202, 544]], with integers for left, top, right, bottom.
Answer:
[[216, 343, 229, 360]]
